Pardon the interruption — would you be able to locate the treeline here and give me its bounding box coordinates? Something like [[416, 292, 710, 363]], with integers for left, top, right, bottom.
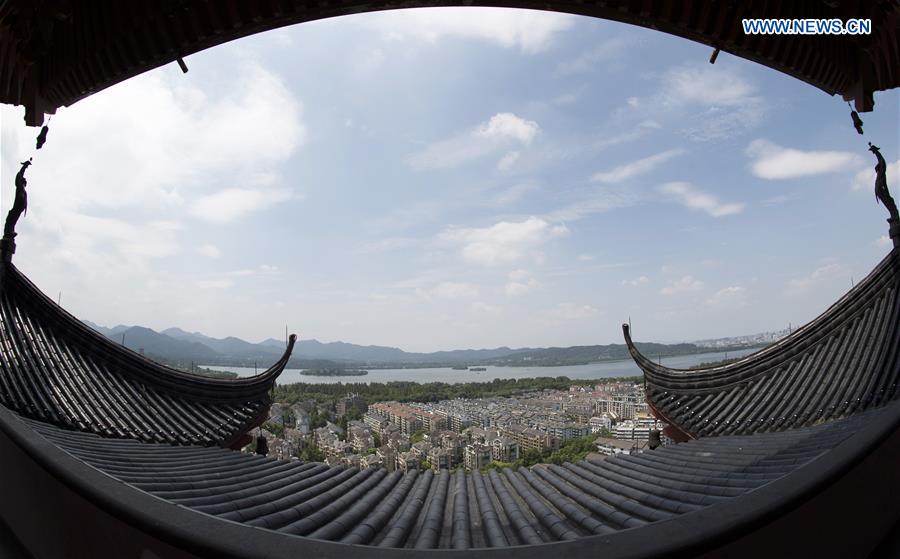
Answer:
[[192, 366, 238, 379], [159, 360, 238, 379], [273, 376, 643, 405], [483, 342, 707, 366], [482, 434, 602, 472], [689, 357, 741, 369]]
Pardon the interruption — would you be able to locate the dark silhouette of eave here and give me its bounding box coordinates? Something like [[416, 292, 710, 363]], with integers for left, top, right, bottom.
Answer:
[[0, 259, 296, 447], [625, 248, 900, 437]]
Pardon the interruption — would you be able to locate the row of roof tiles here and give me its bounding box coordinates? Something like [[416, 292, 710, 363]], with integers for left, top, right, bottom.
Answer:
[[20, 407, 878, 550]]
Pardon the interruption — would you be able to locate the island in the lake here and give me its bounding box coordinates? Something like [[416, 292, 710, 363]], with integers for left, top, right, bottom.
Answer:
[[302, 368, 369, 377]]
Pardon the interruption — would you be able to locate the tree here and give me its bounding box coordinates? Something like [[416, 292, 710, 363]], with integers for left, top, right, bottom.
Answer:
[[346, 406, 363, 422], [272, 376, 644, 407], [519, 449, 543, 467], [307, 408, 327, 429], [299, 443, 325, 462], [481, 461, 515, 473], [337, 415, 349, 441]]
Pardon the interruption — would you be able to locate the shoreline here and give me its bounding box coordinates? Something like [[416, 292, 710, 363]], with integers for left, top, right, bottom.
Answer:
[[201, 346, 759, 386]]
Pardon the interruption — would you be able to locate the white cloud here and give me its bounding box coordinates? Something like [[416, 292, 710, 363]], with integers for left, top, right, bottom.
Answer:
[[621, 276, 649, 287], [549, 303, 598, 320], [788, 261, 843, 290], [497, 151, 521, 172], [545, 185, 639, 222], [508, 269, 531, 281], [505, 282, 535, 296], [625, 63, 766, 141], [661, 275, 704, 295], [746, 140, 863, 179], [0, 60, 304, 270], [554, 38, 629, 76], [577, 254, 594, 262], [705, 286, 748, 309], [591, 120, 662, 151], [422, 282, 481, 300], [363, 8, 575, 54], [658, 182, 744, 217], [491, 182, 539, 206], [177, 265, 278, 302], [439, 216, 568, 266], [591, 149, 685, 184], [505, 269, 538, 296], [357, 237, 419, 254], [662, 64, 757, 107], [227, 265, 280, 279], [410, 113, 539, 170], [876, 236, 892, 248], [190, 188, 293, 224], [471, 301, 502, 314], [852, 158, 900, 191], [478, 113, 539, 144], [197, 244, 221, 259], [50, 215, 182, 262]]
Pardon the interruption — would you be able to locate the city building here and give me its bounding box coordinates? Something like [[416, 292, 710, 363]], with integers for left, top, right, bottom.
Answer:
[[396, 451, 419, 473], [428, 448, 452, 471], [503, 424, 558, 453], [370, 402, 424, 434], [547, 422, 592, 441], [490, 437, 520, 463], [360, 454, 383, 469], [589, 415, 614, 433], [614, 418, 660, 441], [336, 394, 368, 416], [595, 437, 639, 457], [463, 443, 493, 470]]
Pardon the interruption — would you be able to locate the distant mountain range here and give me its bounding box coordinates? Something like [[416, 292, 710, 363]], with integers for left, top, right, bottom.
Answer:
[[82, 321, 762, 369]]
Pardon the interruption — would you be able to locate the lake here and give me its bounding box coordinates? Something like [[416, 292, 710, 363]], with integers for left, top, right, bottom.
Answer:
[[202, 347, 758, 385]]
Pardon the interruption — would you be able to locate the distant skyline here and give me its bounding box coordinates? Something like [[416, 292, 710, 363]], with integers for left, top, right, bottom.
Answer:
[[1, 8, 898, 352]]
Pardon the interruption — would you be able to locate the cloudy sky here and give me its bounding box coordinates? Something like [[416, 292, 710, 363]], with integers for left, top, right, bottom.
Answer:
[[1, 9, 898, 352]]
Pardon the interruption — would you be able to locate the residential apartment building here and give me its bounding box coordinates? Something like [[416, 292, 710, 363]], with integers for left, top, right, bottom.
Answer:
[[490, 437, 520, 463], [464, 443, 492, 470], [336, 393, 368, 416], [503, 424, 558, 453]]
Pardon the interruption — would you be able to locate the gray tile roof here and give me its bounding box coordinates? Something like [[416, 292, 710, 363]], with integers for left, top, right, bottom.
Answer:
[[18, 407, 882, 550]]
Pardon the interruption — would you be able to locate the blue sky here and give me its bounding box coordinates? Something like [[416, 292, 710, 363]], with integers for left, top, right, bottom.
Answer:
[[1, 9, 898, 351]]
